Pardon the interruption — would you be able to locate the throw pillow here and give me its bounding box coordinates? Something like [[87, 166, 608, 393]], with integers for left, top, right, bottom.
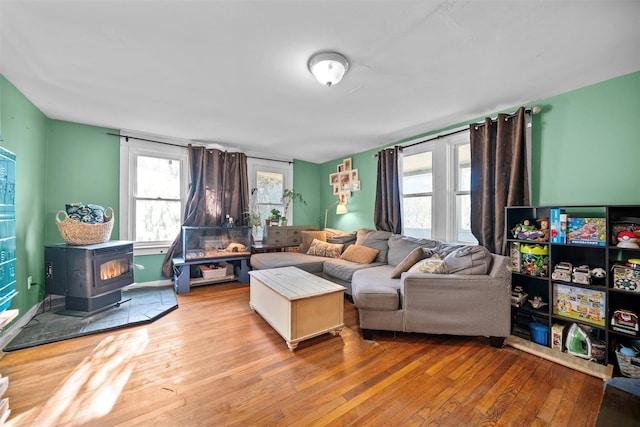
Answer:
[[66, 203, 105, 224], [300, 231, 326, 253], [443, 245, 493, 275], [340, 245, 380, 264], [355, 229, 392, 263], [408, 254, 448, 274], [387, 235, 440, 266], [324, 228, 357, 250], [389, 247, 427, 279], [306, 239, 344, 258]]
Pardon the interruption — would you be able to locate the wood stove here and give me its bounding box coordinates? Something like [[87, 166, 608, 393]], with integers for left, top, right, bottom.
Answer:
[[45, 241, 134, 315]]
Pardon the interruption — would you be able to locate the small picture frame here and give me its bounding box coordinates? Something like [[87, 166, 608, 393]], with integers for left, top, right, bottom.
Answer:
[[343, 158, 352, 171], [351, 180, 361, 191], [333, 184, 340, 195], [350, 169, 358, 182], [337, 163, 344, 173], [339, 172, 351, 190], [339, 193, 348, 204], [343, 190, 352, 199], [329, 173, 339, 185]]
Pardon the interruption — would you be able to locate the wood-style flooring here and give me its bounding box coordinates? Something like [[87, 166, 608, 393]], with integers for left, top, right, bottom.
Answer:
[[0, 282, 605, 426]]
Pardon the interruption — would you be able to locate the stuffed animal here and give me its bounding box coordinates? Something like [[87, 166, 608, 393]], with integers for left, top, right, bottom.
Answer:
[[590, 268, 606, 286]]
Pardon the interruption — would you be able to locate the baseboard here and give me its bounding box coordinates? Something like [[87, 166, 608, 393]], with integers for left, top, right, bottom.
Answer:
[[505, 335, 613, 380]]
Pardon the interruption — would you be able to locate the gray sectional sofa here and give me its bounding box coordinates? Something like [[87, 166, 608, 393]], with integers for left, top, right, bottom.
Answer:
[[249, 228, 512, 347]]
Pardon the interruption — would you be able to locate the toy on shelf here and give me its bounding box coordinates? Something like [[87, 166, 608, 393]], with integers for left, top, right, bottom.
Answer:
[[519, 244, 549, 277], [590, 267, 606, 286], [535, 218, 550, 242], [611, 219, 640, 245], [567, 217, 606, 246], [552, 262, 573, 282], [612, 309, 639, 335], [511, 285, 528, 307], [511, 219, 548, 241], [572, 265, 591, 285], [617, 231, 640, 248], [528, 295, 548, 309]]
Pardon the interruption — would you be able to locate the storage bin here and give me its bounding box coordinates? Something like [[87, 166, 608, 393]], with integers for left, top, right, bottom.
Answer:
[[200, 264, 228, 279], [520, 244, 549, 277], [529, 322, 549, 346], [616, 348, 640, 378]]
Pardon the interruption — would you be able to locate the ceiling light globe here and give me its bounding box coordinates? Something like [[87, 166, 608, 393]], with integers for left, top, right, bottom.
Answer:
[[308, 52, 349, 87]]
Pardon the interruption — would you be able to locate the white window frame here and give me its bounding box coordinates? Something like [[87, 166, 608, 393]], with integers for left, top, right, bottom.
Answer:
[[247, 156, 293, 242], [119, 135, 189, 255], [400, 128, 475, 243]]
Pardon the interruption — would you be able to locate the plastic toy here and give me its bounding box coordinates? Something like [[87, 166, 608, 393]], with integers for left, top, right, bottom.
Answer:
[[617, 231, 640, 248]]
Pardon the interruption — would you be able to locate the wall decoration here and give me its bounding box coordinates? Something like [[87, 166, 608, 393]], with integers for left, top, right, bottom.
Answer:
[[329, 158, 360, 205]]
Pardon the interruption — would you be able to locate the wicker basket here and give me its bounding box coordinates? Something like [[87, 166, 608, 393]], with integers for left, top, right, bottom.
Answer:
[[56, 207, 114, 245], [616, 349, 640, 378]]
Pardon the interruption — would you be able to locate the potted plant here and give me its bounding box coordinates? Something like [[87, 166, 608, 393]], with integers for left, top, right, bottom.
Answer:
[[281, 188, 307, 224], [267, 208, 282, 226], [243, 192, 262, 235]]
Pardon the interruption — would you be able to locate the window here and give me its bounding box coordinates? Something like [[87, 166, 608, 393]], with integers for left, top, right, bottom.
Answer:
[[247, 158, 293, 242], [400, 130, 477, 244], [120, 137, 188, 252]]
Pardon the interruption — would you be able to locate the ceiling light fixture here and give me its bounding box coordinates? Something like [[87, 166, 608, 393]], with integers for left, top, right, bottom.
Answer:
[[308, 52, 349, 87]]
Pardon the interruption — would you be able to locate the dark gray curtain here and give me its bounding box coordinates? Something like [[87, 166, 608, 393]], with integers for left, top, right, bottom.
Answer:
[[162, 146, 249, 277], [374, 147, 402, 233], [470, 106, 530, 255]]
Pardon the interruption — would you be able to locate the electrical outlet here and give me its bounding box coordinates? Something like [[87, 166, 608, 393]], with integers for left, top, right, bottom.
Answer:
[[27, 276, 33, 289]]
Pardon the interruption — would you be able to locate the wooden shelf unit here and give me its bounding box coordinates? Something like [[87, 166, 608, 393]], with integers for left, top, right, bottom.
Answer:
[[506, 205, 640, 377]]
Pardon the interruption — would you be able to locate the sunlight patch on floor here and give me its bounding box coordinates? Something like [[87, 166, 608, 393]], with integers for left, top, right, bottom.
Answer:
[[7, 328, 149, 427]]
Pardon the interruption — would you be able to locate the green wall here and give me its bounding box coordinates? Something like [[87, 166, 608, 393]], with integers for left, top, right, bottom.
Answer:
[[531, 71, 640, 205], [0, 76, 48, 317], [291, 160, 322, 227], [45, 120, 120, 244], [314, 71, 640, 231]]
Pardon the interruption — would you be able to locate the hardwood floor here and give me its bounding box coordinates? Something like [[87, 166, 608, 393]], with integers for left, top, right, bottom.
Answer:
[[0, 282, 604, 426]]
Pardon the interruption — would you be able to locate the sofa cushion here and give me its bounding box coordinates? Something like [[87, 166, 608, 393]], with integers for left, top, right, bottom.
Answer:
[[356, 229, 392, 263], [307, 239, 343, 258], [387, 235, 440, 266], [341, 245, 379, 264], [249, 252, 326, 274], [443, 245, 493, 275], [408, 256, 448, 274], [352, 266, 401, 311], [301, 230, 326, 253], [390, 247, 427, 279], [323, 258, 384, 283]]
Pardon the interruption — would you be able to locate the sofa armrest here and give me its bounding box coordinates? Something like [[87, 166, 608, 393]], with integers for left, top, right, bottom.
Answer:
[[400, 271, 512, 338]]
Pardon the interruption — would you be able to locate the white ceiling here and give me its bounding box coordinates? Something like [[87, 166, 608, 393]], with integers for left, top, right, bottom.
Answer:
[[1, 1, 638, 163]]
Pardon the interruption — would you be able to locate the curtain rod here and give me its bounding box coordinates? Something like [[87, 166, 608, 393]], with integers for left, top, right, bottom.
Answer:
[[375, 106, 536, 156], [107, 132, 294, 164]]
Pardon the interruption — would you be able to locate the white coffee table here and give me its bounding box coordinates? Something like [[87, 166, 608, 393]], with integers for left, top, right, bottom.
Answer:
[[248, 267, 346, 350]]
